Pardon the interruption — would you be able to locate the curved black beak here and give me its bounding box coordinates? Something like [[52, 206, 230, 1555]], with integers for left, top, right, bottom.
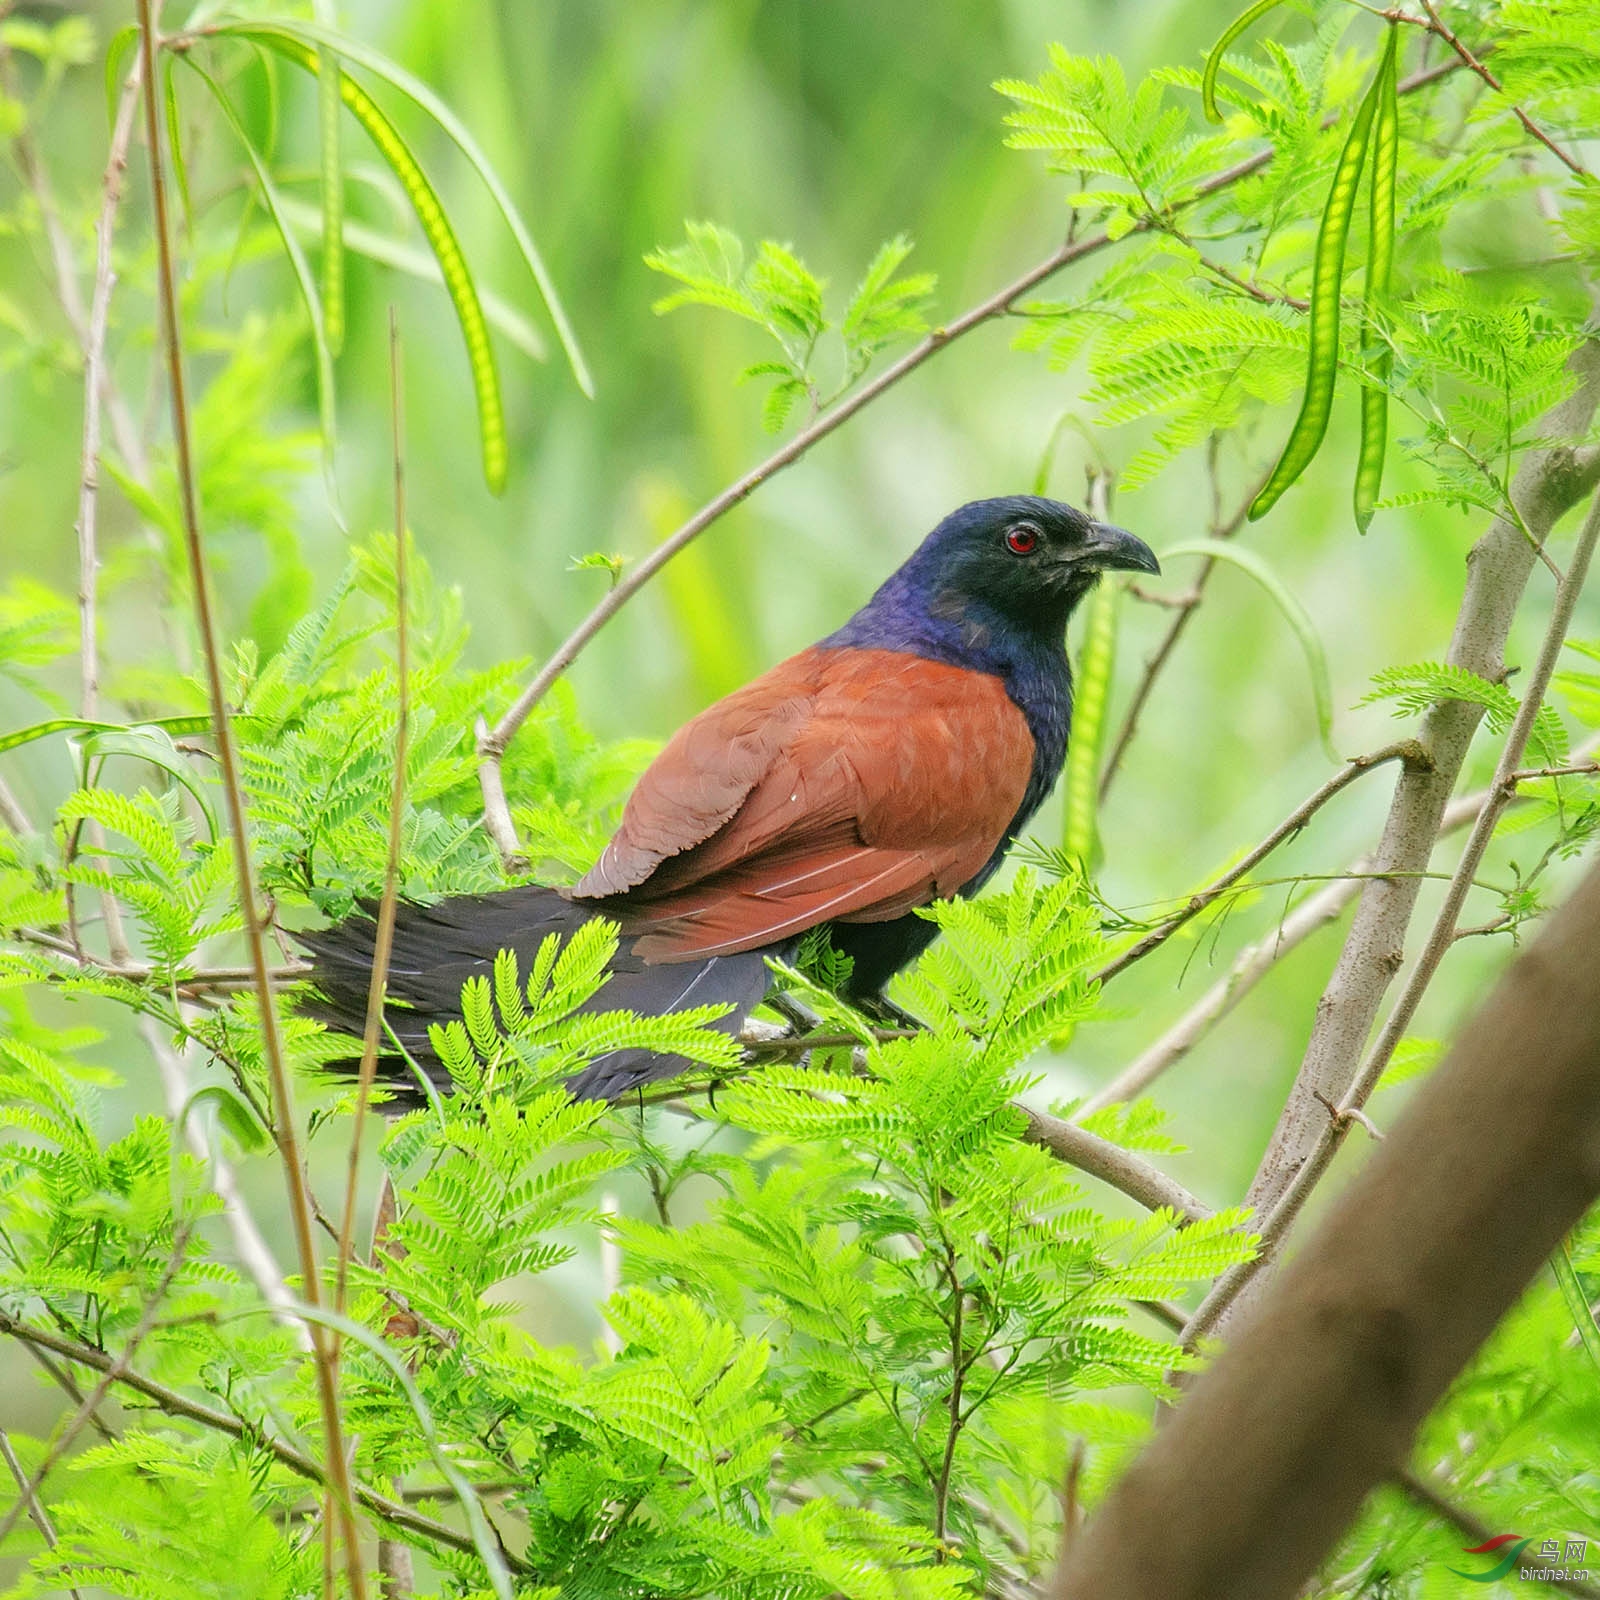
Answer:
[[1083, 522, 1161, 576]]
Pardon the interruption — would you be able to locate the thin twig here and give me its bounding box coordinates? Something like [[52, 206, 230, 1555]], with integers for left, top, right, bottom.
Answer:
[[6, 63, 147, 478], [1099, 459, 1273, 801], [475, 57, 1467, 863], [7, 931, 311, 993], [66, 59, 145, 968], [1080, 874, 1366, 1117], [0, 1427, 87, 1600], [0, 1308, 528, 1572], [0, 774, 32, 835], [1185, 477, 1600, 1347], [333, 308, 410, 1323], [140, 1014, 308, 1349], [75, 60, 145, 728], [1094, 741, 1429, 986], [0, 1227, 191, 1549], [1507, 759, 1600, 784], [1077, 731, 1600, 1116], [1419, 0, 1589, 178], [132, 9, 365, 1595], [1394, 1467, 1600, 1599]]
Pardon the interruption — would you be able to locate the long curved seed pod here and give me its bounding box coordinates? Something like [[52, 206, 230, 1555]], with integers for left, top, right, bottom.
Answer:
[[221, 16, 592, 399], [248, 33, 507, 495], [1249, 51, 1387, 522], [1354, 28, 1401, 533], [1202, 0, 1292, 124]]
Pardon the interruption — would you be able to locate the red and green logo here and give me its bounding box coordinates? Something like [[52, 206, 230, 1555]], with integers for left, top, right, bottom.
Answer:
[[1450, 1534, 1531, 1582]]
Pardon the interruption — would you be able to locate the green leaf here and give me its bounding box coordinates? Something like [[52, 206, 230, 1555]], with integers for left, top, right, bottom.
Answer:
[[1202, 0, 1294, 123], [1159, 540, 1338, 760], [1552, 1242, 1600, 1382], [103, 23, 137, 128], [215, 16, 592, 398], [315, 27, 346, 357], [180, 1083, 270, 1154], [185, 59, 340, 501], [839, 233, 935, 381], [161, 52, 190, 234], [1353, 28, 1400, 534], [240, 34, 506, 495], [0, 715, 215, 758], [77, 724, 219, 843], [1250, 49, 1387, 521]]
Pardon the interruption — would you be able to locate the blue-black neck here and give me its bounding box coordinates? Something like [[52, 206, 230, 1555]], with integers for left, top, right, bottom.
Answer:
[[820, 567, 1076, 841]]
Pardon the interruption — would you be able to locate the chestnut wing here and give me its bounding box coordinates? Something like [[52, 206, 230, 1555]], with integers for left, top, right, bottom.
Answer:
[[572, 646, 1035, 961]]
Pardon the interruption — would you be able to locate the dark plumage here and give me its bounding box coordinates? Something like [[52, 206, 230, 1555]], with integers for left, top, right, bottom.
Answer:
[[301, 495, 1158, 1100]]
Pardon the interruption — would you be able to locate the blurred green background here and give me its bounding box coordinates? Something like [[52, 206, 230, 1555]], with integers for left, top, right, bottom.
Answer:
[[2, 0, 1593, 1364]]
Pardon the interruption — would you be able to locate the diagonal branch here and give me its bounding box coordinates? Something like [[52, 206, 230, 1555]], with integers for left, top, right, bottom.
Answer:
[[0, 1227, 191, 1549], [1094, 741, 1429, 986], [1018, 1107, 1211, 1222], [0, 1427, 86, 1600], [1417, 1, 1590, 178], [1078, 728, 1600, 1116]]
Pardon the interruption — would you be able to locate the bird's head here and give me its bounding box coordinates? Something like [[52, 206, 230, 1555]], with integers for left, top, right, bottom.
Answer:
[[902, 495, 1160, 638]]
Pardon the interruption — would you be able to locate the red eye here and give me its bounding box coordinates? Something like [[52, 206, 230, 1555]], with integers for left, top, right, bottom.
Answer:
[[1005, 524, 1039, 555]]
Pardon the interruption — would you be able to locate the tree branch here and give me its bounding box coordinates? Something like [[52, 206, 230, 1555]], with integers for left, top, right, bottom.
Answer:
[[0, 1228, 191, 1549], [75, 60, 145, 729], [1189, 472, 1600, 1342], [1418, 0, 1589, 177], [133, 9, 364, 1594], [1079, 728, 1600, 1116], [0, 1427, 86, 1600], [1018, 1107, 1211, 1222], [1051, 849, 1600, 1600], [1094, 741, 1429, 987], [1237, 339, 1600, 1269]]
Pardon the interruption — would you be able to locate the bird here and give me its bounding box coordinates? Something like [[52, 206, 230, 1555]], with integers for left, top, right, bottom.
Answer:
[[301, 495, 1158, 1101]]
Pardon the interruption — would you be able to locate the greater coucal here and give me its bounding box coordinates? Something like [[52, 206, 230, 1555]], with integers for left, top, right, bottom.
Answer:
[[303, 495, 1158, 1099]]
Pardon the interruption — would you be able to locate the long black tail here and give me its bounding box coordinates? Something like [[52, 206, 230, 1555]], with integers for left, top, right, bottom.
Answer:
[[297, 887, 771, 1102]]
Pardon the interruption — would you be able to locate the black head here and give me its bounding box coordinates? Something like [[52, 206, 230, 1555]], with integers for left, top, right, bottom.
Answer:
[[899, 495, 1160, 636]]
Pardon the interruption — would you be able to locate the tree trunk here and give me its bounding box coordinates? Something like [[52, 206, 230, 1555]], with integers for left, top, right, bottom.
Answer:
[[1052, 851, 1600, 1600]]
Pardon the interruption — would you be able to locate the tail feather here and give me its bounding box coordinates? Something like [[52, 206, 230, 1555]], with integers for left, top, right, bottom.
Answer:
[[297, 886, 770, 1103]]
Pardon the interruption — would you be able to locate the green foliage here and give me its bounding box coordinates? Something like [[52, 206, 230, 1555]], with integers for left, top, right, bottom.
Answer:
[[0, 578, 74, 702], [645, 222, 935, 431], [996, 48, 1229, 234], [1001, 12, 1593, 526], [2, 6, 1599, 1597], [1361, 660, 1569, 767], [1328, 1225, 1600, 1596]]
